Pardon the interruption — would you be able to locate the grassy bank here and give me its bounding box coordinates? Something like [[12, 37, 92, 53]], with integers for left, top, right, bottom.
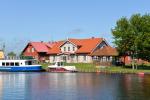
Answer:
[[98, 66, 150, 74], [65, 63, 150, 73], [64, 63, 97, 72], [40, 62, 150, 73], [40, 63, 49, 69]]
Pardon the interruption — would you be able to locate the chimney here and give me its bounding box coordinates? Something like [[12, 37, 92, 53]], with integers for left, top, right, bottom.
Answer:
[[91, 37, 95, 39]]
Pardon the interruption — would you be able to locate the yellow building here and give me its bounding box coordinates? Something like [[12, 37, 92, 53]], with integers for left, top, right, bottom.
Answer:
[[0, 50, 4, 60]]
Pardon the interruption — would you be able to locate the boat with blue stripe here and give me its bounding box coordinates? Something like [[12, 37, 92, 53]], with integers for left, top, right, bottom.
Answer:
[[0, 59, 42, 72]]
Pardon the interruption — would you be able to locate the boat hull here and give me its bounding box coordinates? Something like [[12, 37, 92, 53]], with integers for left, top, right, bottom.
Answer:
[[0, 66, 42, 72], [47, 68, 77, 73]]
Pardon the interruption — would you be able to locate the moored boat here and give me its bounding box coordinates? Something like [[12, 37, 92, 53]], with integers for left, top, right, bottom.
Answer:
[[47, 61, 77, 72], [0, 59, 42, 72]]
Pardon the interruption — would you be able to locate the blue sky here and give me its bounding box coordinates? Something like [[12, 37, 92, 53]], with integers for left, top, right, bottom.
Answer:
[[0, 0, 149, 54]]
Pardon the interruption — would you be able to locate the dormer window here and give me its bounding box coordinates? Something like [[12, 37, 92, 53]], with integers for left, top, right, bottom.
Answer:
[[73, 47, 75, 51], [64, 47, 66, 52], [68, 47, 70, 51]]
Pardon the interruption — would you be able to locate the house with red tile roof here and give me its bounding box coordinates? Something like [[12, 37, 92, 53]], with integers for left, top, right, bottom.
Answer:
[[48, 37, 109, 63], [22, 37, 112, 63], [22, 42, 51, 62]]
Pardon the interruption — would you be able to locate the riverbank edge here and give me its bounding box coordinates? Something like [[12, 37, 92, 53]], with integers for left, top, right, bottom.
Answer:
[[43, 68, 150, 74], [41, 63, 150, 74]]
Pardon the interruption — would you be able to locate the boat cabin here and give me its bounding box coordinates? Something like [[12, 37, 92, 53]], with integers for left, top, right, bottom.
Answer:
[[53, 61, 64, 66], [0, 60, 37, 66]]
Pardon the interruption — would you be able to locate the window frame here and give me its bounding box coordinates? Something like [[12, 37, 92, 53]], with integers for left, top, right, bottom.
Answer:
[[68, 47, 70, 51], [64, 47, 66, 52], [73, 47, 75, 51]]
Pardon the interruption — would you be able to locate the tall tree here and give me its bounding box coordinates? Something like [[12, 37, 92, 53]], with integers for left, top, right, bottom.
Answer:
[[112, 14, 150, 68]]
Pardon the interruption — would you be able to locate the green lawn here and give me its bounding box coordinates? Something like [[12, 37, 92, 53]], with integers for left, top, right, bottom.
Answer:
[[40, 63, 50, 69], [99, 66, 150, 73], [64, 63, 97, 72], [40, 62, 150, 73]]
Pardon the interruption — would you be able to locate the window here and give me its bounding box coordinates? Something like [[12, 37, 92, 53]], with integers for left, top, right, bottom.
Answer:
[[68, 47, 70, 51], [58, 62, 63, 66], [64, 47, 66, 52], [73, 47, 75, 51], [28, 61, 32, 65], [76, 56, 78, 62], [2, 62, 5, 66], [10, 62, 14, 66], [53, 56, 55, 62], [107, 56, 110, 61], [58, 62, 60, 66], [6, 62, 9, 66], [84, 56, 86, 61], [15, 62, 19, 66], [25, 61, 32, 65], [31, 48, 35, 53]]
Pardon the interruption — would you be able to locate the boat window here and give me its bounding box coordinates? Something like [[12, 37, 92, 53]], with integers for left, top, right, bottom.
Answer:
[[58, 62, 63, 66], [61, 62, 63, 66], [32, 61, 36, 65], [6, 62, 9, 66], [10, 62, 14, 66], [58, 62, 61, 66], [25, 61, 32, 65], [28, 61, 32, 65], [2, 62, 5, 66], [15, 62, 19, 66]]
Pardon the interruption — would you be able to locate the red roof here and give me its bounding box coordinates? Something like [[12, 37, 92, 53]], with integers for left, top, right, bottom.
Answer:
[[47, 38, 104, 54], [48, 41, 64, 54], [23, 37, 105, 54], [30, 42, 50, 52], [90, 46, 118, 56], [69, 38, 103, 53]]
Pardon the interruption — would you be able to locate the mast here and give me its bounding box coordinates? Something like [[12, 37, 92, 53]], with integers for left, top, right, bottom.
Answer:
[[2, 43, 5, 59]]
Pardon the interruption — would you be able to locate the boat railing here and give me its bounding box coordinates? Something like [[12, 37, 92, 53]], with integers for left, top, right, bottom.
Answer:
[[4, 56, 35, 60]]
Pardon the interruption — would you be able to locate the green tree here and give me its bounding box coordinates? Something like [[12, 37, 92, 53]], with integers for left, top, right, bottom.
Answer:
[[112, 14, 150, 69], [7, 51, 16, 57]]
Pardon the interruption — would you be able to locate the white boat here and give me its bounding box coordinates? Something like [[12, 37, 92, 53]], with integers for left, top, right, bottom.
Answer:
[[0, 59, 42, 72], [47, 61, 77, 72]]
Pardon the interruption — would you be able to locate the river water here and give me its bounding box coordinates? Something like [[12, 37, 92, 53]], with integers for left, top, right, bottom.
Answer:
[[0, 72, 150, 100]]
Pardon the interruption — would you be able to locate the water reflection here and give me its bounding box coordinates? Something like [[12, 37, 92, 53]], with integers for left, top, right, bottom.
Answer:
[[0, 72, 150, 100], [0, 73, 26, 100], [116, 74, 150, 100]]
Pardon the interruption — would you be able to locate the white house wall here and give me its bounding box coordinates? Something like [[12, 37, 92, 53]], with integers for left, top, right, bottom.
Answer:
[[76, 55, 92, 63], [49, 55, 60, 63], [60, 41, 77, 53]]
